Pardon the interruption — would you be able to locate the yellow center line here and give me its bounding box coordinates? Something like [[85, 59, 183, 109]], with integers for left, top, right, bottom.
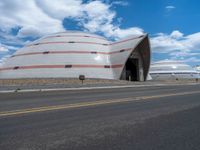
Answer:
[[0, 90, 200, 117]]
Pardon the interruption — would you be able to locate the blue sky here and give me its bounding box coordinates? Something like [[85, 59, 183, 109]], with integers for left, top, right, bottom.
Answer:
[[0, 0, 200, 66]]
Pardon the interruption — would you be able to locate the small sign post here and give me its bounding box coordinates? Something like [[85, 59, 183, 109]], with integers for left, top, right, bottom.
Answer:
[[79, 75, 85, 85]]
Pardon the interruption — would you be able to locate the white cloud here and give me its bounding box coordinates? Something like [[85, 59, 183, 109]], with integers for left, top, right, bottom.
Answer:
[[151, 30, 200, 63], [82, 1, 115, 32], [0, 54, 11, 66], [169, 51, 200, 62], [102, 27, 144, 39], [151, 32, 186, 53], [182, 57, 200, 63], [0, 0, 64, 38], [111, 1, 129, 6], [165, 5, 176, 10], [34, 0, 84, 20], [0, 43, 8, 52], [165, 5, 176, 15], [0, 0, 143, 40], [151, 31, 200, 53], [184, 32, 200, 50], [0, 30, 29, 47], [82, 1, 143, 39], [170, 30, 183, 39], [165, 5, 176, 9], [0, 41, 19, 53], [170, 51, 200, 58]]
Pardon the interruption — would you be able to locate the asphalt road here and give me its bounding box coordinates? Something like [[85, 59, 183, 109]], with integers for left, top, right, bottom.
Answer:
[[1, 84, 200, 150]]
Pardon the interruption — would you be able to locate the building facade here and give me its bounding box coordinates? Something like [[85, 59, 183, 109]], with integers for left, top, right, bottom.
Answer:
[[0, 31, 151, 81]]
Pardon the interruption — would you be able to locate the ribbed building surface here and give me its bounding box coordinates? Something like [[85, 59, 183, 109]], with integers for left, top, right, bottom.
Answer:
[[150, 60, 199, 80], [0, 31, 151, 81]]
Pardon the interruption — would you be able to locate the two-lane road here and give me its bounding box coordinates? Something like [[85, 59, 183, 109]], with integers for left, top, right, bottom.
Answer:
[[1, 84, 200, 150]]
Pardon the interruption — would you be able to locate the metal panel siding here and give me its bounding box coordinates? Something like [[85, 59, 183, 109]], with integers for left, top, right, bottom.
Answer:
[[0, 68, 115, 79], [5, 54, 111, 67], [0, 32, 150, 79]]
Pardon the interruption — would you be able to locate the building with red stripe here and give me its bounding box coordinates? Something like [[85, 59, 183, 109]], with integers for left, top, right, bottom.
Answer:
[[0, 31, 151, 81]]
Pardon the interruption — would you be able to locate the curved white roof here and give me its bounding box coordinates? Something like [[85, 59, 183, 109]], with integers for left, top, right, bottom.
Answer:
[[0, 31, 151, 80], [150, 60, 199, 79], [151, 60, 195, 72]]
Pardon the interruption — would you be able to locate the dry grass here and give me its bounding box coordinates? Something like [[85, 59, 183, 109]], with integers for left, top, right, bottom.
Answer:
[[0, 78, 128, 86], [0, 78, 199, 87]]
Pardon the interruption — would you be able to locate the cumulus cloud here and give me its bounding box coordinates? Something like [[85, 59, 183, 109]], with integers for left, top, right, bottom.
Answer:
[[151, 30, 200, 63], [0, 43, 8, 52], [0, 0, 64, 38], [170, 30, 183, 39], [35, 0, 84, 20], [151, 30, 200, 53], [102, 27, 144, 39], [0, 0, 143, 39], [0, 29, 29, 48], [151, 32, 186, 53]]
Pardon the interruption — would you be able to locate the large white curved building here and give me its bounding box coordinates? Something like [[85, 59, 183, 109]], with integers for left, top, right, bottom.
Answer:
[[150, 60, 199, 80], [0, 31, 151, 81]]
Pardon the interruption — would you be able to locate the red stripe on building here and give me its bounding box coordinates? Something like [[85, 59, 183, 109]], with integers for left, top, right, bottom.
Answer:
[[27, 41, 109, 47], [20, 65, 65, 69], [0, 64, 123, 71], [11, 48, 132, 58]]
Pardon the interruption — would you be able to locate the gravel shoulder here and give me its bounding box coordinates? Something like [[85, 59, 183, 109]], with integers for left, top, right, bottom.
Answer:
[[0, 78, 199, 91]]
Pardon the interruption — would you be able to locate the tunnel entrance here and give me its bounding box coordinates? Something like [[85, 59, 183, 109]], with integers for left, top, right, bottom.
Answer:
[[126, 58, 139, 81], [121, 58, 140, 81]]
